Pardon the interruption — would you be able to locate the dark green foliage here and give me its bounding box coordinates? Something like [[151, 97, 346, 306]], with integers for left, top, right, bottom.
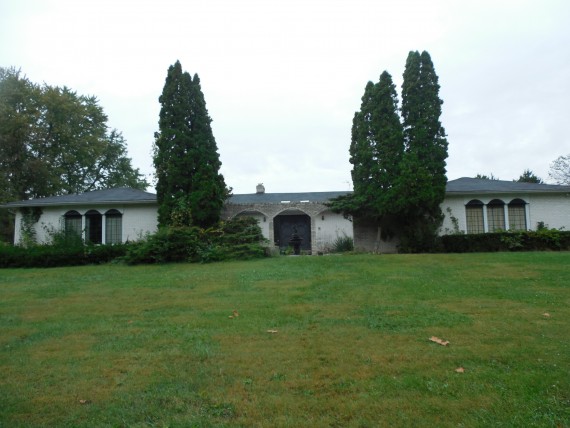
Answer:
[[0, 67, 148, 202], [212, 217, 267, 261], [349, 73, 404, 210], [123, 217, 267, 265], [153, 61, 228, 229], [0, 216, 266, 268], [331, 52, 449, 251], [517, 169, 543, 183], [0, 241, 130, 268], [393, 51, 449, 251], [328, 71, 404, 238], [332, 235, 354, 253], [123, 226, 203, 264], [439, 230, 570, 253]]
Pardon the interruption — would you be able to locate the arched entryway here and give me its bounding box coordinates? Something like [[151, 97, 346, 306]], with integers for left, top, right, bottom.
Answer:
[[273, 209, 311, 252]]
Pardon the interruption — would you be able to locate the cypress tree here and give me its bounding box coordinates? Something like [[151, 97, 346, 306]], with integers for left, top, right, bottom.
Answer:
[[397, 51, 448, 250], [153, 61, 228, 228], [371, 71, 405, 221], [330, 71, 404, 235]]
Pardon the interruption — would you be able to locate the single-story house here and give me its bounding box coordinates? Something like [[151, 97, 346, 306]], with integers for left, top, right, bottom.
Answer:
[[3, 178, 569, 253], [3, 188, 158, 246], [441, 177, 570, 234]]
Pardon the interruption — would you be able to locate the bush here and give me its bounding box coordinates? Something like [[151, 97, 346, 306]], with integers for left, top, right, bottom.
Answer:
[[0, 242, 130, 268], [122, 217, 268, 265], [332, 235, 354, 253], [122, 226, 203, 265], [439, 229, 570, 253]]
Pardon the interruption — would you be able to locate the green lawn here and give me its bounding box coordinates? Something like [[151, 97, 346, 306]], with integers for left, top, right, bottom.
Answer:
[[1, 253, 569, 427]]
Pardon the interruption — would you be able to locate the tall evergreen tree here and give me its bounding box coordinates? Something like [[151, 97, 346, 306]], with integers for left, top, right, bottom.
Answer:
[[329, 71, 404, 236], [153, 61, 228, 228], [396, 51, 448, 250]]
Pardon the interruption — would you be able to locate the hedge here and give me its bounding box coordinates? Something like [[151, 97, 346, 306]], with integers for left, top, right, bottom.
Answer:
[[0, 243, 130, 268], [439, 230, 570, 253], [0, 217, 268, 268]]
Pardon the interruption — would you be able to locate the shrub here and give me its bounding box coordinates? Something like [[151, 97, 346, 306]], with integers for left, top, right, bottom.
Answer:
[[332, 235, 354, 253], [123, 217, 268, 265], [123, 226, 203, 265], [0, 242, 130, 268], [439, 229, 570, 253]]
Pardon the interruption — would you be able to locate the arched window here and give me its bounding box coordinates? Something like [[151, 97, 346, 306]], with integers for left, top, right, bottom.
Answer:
[[508, 198, 527, 231], [487, 199, 505, 232], [64, 210, 82, 237], [85, 210, 102, 244], [105, 209, 122, 244], [465, 200, 484, 234]]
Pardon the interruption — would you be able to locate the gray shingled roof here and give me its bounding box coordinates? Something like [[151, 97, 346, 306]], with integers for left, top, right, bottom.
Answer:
[[2, 178, 569, 209], [228, 191, 351, 204], [446, 177, 570, 194], [1, 188, 157, 208]]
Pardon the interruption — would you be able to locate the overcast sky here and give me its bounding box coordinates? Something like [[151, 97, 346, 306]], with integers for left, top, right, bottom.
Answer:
[[1, 0, 569, 193]]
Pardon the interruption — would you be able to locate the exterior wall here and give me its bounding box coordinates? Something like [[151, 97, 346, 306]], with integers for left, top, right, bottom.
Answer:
[[122, 205, 159, 241], [352, 218, 399, 253], [440, 196, 470, 233], [526, 194, 570, 230], [313, 209, 354, 253], [14, 204, 158, 245], [223, 202, 353, 254], [440, 193, 570, 234]]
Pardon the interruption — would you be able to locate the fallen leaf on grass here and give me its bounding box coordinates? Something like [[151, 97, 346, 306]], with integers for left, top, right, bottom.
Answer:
[[267, 329, 278, 334], [455, 367, 465, 373], [429, 336, 450, 346]]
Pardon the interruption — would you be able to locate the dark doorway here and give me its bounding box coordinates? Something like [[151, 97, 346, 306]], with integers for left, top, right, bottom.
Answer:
[[85, 210, 102, 244], [274, 213, 311, 252]]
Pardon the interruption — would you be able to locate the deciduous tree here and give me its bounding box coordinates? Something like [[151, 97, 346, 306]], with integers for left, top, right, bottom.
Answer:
[[549, 154, 570, 185], [0, 67, 148, 242], [0, 67, 148, 200]]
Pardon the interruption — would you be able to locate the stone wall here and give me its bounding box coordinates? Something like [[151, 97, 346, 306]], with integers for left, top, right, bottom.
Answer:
[[222, 202, 353, 254]]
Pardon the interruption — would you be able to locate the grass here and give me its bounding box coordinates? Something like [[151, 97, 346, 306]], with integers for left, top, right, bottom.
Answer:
[[0, 252, 569, 427]]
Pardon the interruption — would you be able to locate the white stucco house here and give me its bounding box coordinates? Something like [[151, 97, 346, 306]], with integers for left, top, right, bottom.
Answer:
[[3, 178, 570, 253], [441, 177, 570, 234], [4, 188, 159, 246]]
